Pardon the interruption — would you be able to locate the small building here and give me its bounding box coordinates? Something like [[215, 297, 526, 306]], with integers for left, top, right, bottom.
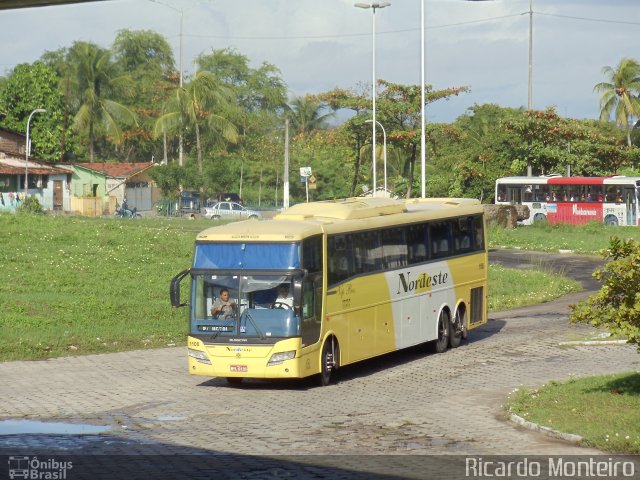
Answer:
[[71, 162, 160, 216], [0, 131, 71, 213]]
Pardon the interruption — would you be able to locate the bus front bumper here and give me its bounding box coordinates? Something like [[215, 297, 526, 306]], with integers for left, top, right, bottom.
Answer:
[[187, 337, 305, 380]]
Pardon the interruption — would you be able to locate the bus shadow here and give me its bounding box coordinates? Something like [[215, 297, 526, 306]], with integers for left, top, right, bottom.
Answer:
[[198, 319, 508, 390], [198, 376, 313, 390], [467, 318, 507, 342], [332, 319, 508, 384]]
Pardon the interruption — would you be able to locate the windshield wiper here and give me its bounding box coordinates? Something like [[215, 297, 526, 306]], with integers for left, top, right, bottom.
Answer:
[[241, 310, 266, 340], [210, 318, 237, 340]]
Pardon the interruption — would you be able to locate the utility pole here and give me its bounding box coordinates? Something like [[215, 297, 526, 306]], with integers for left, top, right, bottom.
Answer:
[[527, 0, 533, 177], [178, 9, 184, 166], [284, 119, 290, 209]]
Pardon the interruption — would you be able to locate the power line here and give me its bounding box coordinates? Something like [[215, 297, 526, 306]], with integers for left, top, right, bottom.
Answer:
[[181, 11, 638, 42], [426, 13, 522, 30], [182, 14, 522, 41], [536, 11, 640, 27]]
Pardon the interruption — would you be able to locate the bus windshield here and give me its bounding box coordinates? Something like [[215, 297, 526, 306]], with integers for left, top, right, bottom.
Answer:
[[191, 272, 301, 342]]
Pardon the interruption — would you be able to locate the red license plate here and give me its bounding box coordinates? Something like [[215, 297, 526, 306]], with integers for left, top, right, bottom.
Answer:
[[230, 365, 247, 372]]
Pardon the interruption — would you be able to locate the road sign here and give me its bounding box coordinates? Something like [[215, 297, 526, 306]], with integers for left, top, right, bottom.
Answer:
[[300, 167, 312, 177]]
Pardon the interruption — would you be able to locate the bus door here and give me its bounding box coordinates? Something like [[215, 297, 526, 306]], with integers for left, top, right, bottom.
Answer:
[[301, 274, 322, 348], [507, 186, 522, 205], [624, 188, 637, 226]]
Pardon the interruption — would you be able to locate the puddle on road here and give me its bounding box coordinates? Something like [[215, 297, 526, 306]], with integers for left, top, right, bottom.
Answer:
[[0, 420, 111, 435], [156, 415, 187, 422]]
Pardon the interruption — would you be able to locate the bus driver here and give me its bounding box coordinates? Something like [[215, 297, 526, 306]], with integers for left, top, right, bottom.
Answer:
[[211, 288, 236, 319], [273, 283, 294, 308]]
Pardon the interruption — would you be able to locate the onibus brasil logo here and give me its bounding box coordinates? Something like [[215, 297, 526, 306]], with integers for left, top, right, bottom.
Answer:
[[8, 456, 73, 479]]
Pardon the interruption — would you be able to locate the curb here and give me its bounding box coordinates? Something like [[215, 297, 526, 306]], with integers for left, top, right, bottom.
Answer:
[[558, 340, 628, 346], [509, 412, 583, 444]]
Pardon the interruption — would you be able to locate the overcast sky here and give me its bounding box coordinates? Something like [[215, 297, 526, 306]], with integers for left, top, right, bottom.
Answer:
[[1, 0, 638, 123]]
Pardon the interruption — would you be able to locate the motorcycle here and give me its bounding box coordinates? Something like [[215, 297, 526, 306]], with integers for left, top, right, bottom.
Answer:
[[115, 200, 141, 218]]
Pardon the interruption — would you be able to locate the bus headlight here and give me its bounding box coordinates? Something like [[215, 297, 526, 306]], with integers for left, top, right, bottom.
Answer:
[[267, 350, 296, 366], [188, 348, 211, 365]]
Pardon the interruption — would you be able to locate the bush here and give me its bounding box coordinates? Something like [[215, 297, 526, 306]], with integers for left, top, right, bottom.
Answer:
[[570, 236, 640, 349], [17, 196, 44, 215]]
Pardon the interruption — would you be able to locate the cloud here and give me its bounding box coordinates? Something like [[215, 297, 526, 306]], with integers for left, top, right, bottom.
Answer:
[[0, 0, 637, 122]]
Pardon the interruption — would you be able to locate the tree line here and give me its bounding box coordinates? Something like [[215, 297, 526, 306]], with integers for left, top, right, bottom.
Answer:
[[0, 29, 639, 206]]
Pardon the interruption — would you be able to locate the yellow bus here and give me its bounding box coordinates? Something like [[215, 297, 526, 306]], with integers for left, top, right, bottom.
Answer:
[[170, 197, 488, 386]]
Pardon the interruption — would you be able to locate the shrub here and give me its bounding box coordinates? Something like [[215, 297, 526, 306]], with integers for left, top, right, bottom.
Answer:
[[17, 196, 44, 215], [570, 236, 640, 349]]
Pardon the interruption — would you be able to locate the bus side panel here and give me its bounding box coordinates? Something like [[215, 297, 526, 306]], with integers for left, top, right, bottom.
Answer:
[[324, 253, 488, 366], [547, 202, 603, 225], [324, 275, 396, 366], [385, 260, 455, 350]]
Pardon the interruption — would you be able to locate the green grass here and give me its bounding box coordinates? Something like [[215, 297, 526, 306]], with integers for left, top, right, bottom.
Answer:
[[507, 372, 640, 453], [0, 214, 210, 360], [489, 263, 581, 311], [488, 220, 640, 255]]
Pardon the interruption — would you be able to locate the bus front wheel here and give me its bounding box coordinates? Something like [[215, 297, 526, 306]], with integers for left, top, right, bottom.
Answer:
[[604, 215, 619, 226], [432, 310, 450, 354], [319, 337, 339, 386]]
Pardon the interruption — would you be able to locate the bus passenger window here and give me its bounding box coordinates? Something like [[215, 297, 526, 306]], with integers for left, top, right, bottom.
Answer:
[[407, 224, 428, 264], [429, 221, 452, 259], [523, 185, 533, 202], [328, 235, 353, 285]]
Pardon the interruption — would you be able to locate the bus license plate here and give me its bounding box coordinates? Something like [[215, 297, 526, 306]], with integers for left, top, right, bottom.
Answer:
[[230, 365, 247, 372]]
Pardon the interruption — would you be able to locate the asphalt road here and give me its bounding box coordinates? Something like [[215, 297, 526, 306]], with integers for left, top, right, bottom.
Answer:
[[0, 249, 638, 479]]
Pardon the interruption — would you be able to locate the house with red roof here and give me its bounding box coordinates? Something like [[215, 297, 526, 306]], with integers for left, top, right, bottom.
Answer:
[[0, 127, 160, 216], [71, 162, 159, 215]]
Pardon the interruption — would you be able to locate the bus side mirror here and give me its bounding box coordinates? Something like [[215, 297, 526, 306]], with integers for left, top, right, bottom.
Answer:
[[170, 269, 191, 308]]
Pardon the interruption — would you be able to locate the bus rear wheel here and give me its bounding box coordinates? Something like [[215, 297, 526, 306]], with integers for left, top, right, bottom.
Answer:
[[449, 307, 465, 349], [319, 337, 339, 386], [432, 310, 450, 354]]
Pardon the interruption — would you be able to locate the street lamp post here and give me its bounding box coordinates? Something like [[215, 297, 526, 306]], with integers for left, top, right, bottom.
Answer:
[[421, 0, 426, 198], [355, 2, 390, 198], [366, 119, 387, 195], [24, 108, 46, 197]]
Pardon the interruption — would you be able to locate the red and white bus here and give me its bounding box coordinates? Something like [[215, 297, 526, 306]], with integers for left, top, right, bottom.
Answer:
[[495, 175, 640, 226]]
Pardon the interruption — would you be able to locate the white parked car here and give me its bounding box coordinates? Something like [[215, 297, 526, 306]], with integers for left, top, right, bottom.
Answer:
[[204, 201, 262, 220]]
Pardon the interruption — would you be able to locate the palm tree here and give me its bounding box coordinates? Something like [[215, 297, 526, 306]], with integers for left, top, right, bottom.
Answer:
[[287, 96, 334, 136], [155, 71, 238, 176], [594, 57, 640, 147], [69, 42, 137, 161]]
